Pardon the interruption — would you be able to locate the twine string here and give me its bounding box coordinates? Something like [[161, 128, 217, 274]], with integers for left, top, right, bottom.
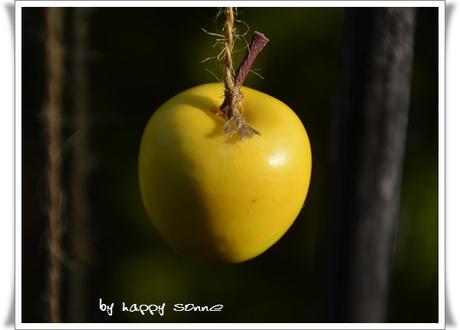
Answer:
[[223, 7, 236, 96]]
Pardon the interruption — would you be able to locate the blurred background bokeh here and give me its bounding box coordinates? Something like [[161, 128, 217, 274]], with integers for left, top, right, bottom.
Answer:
[[21, 7, 438, 323]]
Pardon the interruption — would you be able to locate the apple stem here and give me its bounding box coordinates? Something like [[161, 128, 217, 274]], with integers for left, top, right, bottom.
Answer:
[[234, 31, 270, 89], [220, 10, 269, 139]]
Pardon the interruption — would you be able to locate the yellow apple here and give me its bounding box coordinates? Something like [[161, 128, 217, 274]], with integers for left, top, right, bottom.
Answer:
[[138, 83, 312, 262]]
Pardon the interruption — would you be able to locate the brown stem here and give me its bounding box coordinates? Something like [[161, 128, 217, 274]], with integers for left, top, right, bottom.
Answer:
[[220, 31, 269, 139], [234, 31, 269, 89]]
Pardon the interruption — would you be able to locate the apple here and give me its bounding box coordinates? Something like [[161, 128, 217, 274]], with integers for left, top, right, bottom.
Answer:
[[138, 82, 312, 263]]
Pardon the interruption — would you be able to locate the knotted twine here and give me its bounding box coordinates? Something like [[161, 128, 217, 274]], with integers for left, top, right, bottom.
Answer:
[[219, 7, 269, 139]]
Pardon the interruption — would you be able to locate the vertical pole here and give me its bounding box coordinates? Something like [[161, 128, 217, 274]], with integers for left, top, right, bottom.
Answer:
[[69, 8, 91, 322], [45, 7, 64, 323], [329, 8, 417, 322]]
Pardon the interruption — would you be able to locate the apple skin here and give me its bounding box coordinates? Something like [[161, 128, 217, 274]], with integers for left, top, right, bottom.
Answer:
[[138, 83, 312, 263]]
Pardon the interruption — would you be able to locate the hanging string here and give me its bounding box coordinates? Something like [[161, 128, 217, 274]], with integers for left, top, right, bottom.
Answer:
[[223, 7, 236, 96], [45, 7, 64, 323]]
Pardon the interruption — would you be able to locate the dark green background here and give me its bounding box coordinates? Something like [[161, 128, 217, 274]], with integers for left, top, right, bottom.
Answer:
[[22, 7, 438, 323]]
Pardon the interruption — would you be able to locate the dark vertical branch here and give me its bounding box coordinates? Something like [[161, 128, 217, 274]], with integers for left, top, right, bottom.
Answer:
[[69, 8, 91, 322], [45, 7, 64, 323], [329, 8, 416, 322]]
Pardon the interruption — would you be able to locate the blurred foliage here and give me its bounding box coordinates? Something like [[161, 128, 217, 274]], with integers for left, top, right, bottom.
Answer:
[[22, 7, 438, 323], [386, 8, 439, 322]]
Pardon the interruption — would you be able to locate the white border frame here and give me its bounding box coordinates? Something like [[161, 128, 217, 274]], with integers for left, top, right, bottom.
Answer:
[[14, 1, 446, 329]]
